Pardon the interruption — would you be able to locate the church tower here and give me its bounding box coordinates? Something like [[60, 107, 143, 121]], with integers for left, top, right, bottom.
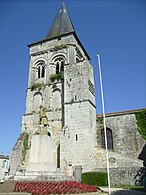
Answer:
[[10, 3, 97, 179]]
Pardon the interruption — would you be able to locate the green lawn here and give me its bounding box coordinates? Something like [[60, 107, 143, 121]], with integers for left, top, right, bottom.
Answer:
[[99, 185, 144, 190]]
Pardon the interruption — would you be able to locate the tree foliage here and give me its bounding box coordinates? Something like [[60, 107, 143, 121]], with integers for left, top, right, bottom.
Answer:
[[50, 71, 64, 81], [135, 109, 146, 140]]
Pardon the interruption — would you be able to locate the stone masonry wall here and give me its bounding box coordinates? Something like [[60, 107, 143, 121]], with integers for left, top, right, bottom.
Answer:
[[9, 133, 27, 175], [97, 112, 145, 161], [96, 167, 142, 186], [61, 57, 96, 174]]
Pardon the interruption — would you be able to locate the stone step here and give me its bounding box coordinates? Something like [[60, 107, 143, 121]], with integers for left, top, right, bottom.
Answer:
[[14, 171, 74, 181], [14, 174, 73, 181], [0, 193, 30, 195]]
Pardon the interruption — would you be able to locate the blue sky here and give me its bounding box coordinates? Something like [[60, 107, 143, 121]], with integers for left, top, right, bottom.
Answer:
[[0, 0, 145, 155]]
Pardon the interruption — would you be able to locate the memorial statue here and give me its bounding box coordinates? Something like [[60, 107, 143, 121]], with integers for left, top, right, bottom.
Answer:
[[39, 105, 48, 126], [35, 105, 49, 135]]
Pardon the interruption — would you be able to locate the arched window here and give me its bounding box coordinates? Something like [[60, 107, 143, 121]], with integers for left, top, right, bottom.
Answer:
[[38, 66, 41, 78], [37, 64, 45, 79], [55, 58, 64, 74], [33, 92, 43, 112], [56, 62, 59, 74], [60, 61, 64, 71], [41, 66, 45, 78], [101, 128, 113, 150]]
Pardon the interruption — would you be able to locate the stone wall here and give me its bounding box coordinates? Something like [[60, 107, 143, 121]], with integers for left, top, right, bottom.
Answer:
[[96, 110, 145, 162], [94, 109, 145, 186], [96, 167, 143, 186], [93, 147, 143, 170], [9, 133, 27, 175], [60, 59, 96, 174]]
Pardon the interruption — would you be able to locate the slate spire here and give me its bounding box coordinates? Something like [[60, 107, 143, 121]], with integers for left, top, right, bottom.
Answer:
[[28, 3, 90, 60], [46, 2, 75, 39]]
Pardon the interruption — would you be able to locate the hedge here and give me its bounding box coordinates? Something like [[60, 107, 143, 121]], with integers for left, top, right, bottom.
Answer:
[[82, 171, 108, 186], [50, 71, 64, 81]]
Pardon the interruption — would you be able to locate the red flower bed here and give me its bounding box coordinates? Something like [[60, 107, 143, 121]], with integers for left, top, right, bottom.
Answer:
[[13, 181, 100, 194]]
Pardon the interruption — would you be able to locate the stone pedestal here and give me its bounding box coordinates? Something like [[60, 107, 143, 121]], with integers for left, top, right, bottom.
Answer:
[[26, 135, 55, 172], [74, 165, 82, 182]]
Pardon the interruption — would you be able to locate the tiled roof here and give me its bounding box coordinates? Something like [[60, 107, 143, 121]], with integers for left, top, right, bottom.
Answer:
[[97, 108, 146, 118], [0, 155, 9, 160]]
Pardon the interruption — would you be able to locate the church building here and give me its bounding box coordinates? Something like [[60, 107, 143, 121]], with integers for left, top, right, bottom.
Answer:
[[10, 3, 145, 185]]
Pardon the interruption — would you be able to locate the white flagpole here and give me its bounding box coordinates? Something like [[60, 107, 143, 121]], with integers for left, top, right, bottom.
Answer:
[[97, 54, 111, 194]]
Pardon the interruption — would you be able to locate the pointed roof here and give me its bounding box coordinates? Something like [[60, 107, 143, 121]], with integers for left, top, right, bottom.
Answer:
[[46, 3, 75, 39], [28, 3, 90, 60]]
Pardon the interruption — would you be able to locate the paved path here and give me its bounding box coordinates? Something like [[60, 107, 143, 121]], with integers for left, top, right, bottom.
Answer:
[[0, 188, 145, 195], [100, 187, 146, 194], [0, 191, 145, 195]]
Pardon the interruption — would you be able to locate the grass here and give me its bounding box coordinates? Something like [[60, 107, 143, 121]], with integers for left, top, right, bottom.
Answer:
[[112, 185, 144, 189], [122, 186, 144, 192]]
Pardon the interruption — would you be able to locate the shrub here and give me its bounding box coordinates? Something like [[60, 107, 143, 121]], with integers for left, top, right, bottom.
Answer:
[[82, 171, 108, 186], [50, 71, 64, 81], [135, 109, 146, 140], [31, 83, 44, 91]]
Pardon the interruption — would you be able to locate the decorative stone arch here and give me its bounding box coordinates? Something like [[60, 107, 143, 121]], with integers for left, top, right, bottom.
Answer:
[[33, 92, 43, 112], [51, 53, 67, 74], [51, 53, 67, 64], [32, 59, 47, 80], [52, 88, 61, 93], [51, 88, 61, 109], [101, 127, 114, 150], [75, 47, 84, 63], [33, 59, 47, 68], [76, 56, 80, 63]]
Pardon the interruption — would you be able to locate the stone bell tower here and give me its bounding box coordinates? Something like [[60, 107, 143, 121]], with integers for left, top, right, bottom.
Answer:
[[10, 3, 97, 178]]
